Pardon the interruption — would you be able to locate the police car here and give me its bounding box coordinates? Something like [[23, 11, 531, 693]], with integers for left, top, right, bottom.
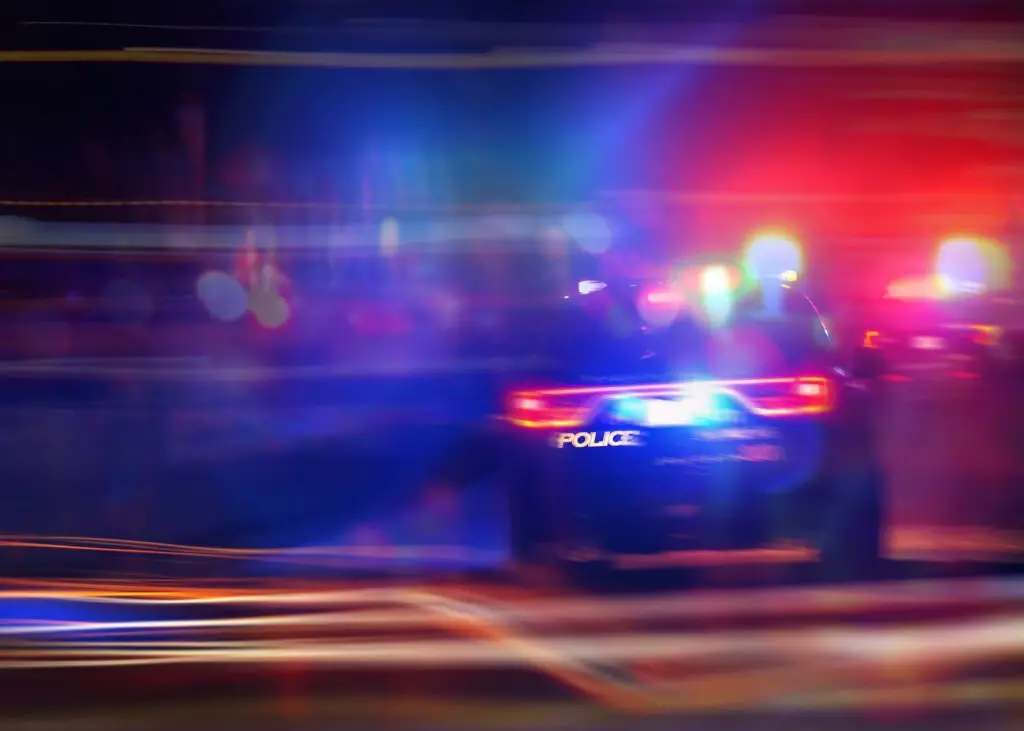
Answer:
[[855, 235, 1024, 382], [436, 264, 884, 583], [857, 277, 1017, 382]]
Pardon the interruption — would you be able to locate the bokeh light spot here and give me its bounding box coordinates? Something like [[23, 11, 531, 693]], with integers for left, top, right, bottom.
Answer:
[[936, 236, 1009, 292], [744, 231, 803, 280], [251, 292, 291, 329], [196, 270, 249, 322], [701, 265, 731, 297]]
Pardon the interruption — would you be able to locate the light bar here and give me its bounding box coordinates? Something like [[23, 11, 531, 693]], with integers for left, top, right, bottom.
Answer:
[[701, 265, 732, 296]]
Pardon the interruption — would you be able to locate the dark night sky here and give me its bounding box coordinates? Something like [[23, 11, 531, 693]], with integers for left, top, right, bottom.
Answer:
[[0, 0, 1021, 223]]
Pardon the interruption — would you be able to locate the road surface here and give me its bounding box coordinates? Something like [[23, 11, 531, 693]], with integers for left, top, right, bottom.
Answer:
[[1, 575, 1022, 722], [9, 702, 1024, 731]]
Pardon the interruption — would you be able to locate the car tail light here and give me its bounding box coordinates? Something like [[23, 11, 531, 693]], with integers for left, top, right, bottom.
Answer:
[[506, 376, 835, 429], [733, 377, 834, 415], [506, 391, 593, 429]]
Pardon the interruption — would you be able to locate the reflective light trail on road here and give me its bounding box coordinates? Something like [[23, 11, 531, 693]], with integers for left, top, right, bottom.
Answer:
[[2, 573, 1022, 714]]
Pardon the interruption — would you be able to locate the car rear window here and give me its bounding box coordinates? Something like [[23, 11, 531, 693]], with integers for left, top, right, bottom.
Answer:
[[550, 283, 835, 380]]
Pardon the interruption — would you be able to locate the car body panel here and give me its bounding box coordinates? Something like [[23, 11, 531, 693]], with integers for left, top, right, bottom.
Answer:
[[493, 277, 878, 560]]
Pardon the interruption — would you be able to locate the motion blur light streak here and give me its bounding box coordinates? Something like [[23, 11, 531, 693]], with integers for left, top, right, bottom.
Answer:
[[5, 575, 1024, 618], [2, 527, 1024, 573], [0, 579, 1021, 714], [0, 610, 367, 637], [5, 619, 1022, 665], [0, 534, 503, 563], [0, 357, 536, 378]]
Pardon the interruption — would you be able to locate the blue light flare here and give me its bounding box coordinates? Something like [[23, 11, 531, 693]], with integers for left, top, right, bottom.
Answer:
[[610, 385, 730, 428]]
